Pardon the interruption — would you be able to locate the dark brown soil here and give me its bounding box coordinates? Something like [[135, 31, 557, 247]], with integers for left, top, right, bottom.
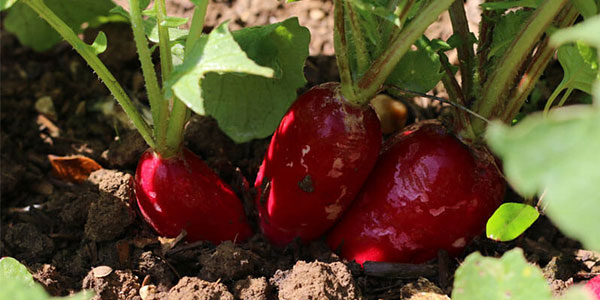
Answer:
[[1, 1, 598, 299]]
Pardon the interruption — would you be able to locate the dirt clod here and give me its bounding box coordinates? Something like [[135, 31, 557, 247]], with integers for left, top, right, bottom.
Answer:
[[198, 241, 260, 282], [4, 223, 54, 262], [32, 264, 68, 296], [272, 260, 362, 300], [84, 169, 135, 242], [167, 276, 234, 300], [136, 251, 175, 292], [232, 276, 271, 300], [0, 153, 25, 195], [83, 268, 140, 300], [104, 130, 147, 168]]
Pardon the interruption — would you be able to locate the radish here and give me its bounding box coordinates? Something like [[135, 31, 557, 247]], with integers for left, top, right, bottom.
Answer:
[[135, 149, 252, 244], [327, 121, 505, 264], [254, 83, 381, 245], [253, 0, 459, 245], [587, 275, 600, 300]]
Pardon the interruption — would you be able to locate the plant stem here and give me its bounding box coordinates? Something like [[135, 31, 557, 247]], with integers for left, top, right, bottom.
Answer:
[[164, 0, 209, 157], [469, 0, 569, 137], [184, 1, 208, 56], [21, 0, 156, 149], [129, 0, 168, 153], [500, 3, 578, 123], [557, 87, 574, 107], [543, 85, 565, 115], [448, 0, 475, 104], [156, 0, 173, 83], [334, 0, 358, 103], [354, 0, 454, 105], [344, 1, 370, 76]]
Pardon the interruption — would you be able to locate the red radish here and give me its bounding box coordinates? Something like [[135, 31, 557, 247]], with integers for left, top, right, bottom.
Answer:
[[587, 275, 600, 300], [135, 148, 252, 244], [327, 121, 505, 264], [254, 82, 382, 246]]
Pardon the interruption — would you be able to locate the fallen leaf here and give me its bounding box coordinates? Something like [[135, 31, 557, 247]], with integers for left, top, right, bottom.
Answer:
[[48, 155, 102, 183]]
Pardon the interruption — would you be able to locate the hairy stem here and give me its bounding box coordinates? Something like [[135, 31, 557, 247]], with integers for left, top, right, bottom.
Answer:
[[448, 0, 475, 104], [355, 0, 454, 105], [500, 3, 578, 123], [21, 0, 156, 149], [470, 0, 569, 137], [165, 0, 209, 157], [344, 1, 370, 75], [130, 0, 169, 153], [334, 0, 358, 103], [156, 0, 173, 83]]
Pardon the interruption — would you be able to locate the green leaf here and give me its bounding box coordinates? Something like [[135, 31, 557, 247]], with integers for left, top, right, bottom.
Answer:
[[0, 257, 95, 300], [385, 38, 443, 93], [555, 42, 598, 95], [198, 18, 310, 143], [0, 257, 35, 287], [486, 106, 600, 251], [480, 0, 542, 10], [486, 203, 540, 242], [487, 9, 533, 63], [160, 16, 188, 27], [90, 31, 108, 55], [0, 0, 17, 11], [166, 21, 274, 116], [4, 0, 116, 51], [551, 15, 600, 49], [452, 249, 552, 300]]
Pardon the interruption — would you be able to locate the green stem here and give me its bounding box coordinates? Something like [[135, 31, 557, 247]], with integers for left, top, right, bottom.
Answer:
[[184, 1, 208, 55], [500, 3, 578, 123], [543, 85, 565, 116], [129, 0, 168, 153], [334, 0, 358, 103], [164, 0, 209, 157], [557, 87, 574, 107], [354, 0, 454, 105], [448, 0, 475, 104], [439, 51, 475, 140], [470, 0, 568, 137], [344, 1, 370, 75], [156, 0, 173, 83], [21, 0, 156, 149]]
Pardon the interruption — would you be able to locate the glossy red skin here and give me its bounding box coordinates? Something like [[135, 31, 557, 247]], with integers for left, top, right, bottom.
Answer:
[[135, 148, 252, 244], [587, 275, 600, 300], [255, 82, 382, 246], [327, 121, 505, 264]]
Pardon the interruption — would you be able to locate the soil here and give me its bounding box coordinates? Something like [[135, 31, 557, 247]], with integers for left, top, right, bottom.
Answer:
[[1, 1, 599, 299]]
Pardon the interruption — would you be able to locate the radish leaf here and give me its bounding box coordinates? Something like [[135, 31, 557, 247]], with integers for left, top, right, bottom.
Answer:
[[486, 203, 539, 242], [0, 257, 35, 288], [0, 0, 17, 10], [453, 249, 593, 300], [486, 106, 600, 251], [555, 42, 598, 95], [200, 18, 310, 143], [0, 257, 95, 300], [4, 0, 116, 51], [453, 249, 552, 299], [385, 38, 443, 93], [166, 21, 274, 116]]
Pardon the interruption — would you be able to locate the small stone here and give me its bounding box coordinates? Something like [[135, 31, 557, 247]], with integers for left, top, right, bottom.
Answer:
[[92, 266, 113, 278], [309, 9, 325, 20], [35, 96, 57, 121], [139, 284, 157, 300]]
